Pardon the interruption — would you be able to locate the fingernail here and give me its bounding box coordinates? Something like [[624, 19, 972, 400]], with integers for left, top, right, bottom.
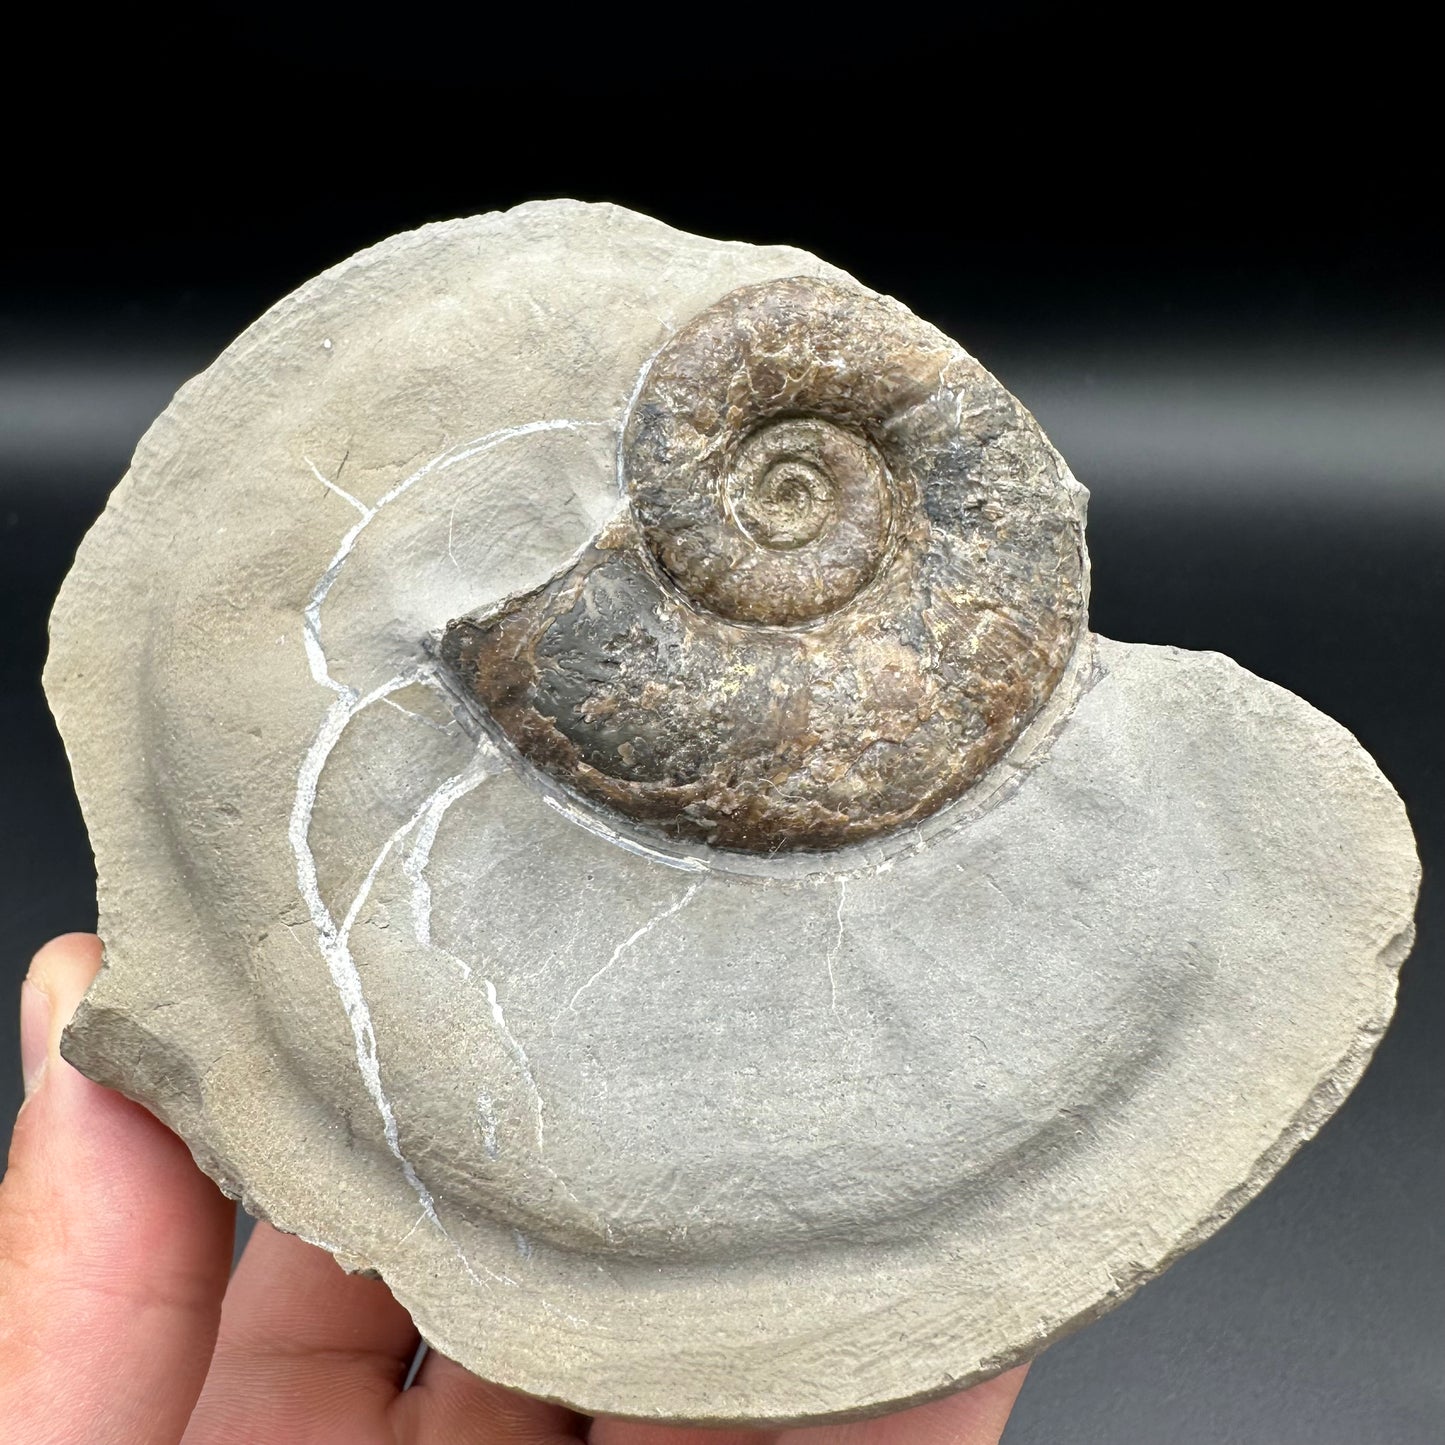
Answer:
[[20, 979, 51, 1098]]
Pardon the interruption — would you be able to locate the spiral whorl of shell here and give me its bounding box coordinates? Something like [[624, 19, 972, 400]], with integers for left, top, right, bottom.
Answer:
[[442, 277, 1087, 854]]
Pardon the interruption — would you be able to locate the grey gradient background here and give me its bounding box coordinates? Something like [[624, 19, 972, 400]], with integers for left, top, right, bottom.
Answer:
[[1, 18, 1440, 1442]]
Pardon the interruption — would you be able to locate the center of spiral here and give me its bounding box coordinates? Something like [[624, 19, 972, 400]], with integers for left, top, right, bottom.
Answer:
[[734, 458, 836, 550]]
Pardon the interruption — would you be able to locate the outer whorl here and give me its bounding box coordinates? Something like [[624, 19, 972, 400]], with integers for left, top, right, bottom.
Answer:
[[442, 277, 1087, 854]]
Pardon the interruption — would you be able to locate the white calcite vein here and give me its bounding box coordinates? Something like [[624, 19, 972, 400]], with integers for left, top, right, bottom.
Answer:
[[291, 424, 610, 1284], [560, 881, 703, 1018]]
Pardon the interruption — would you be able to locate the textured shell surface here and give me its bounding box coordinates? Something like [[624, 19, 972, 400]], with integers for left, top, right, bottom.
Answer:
[[45, 201, 1419, 1426], [440, 275, 1087, 856]]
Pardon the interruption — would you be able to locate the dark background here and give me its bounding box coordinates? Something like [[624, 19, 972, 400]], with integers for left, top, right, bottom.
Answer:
[[1, 15, 1440, 1442]]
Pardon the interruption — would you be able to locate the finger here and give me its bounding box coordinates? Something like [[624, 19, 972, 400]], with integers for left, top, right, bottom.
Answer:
[[182, 1221, 420, 1445], [587, 1422, 779, 1445], [394, 1348, 583, 1443], [586, 1363, 1029, 1445], [780, 1364, 1029, 1445], [0, 933, 236, 1445]]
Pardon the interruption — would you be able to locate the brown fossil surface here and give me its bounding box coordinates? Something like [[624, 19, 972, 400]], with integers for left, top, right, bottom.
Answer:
[[442, 278, 1087, 852]]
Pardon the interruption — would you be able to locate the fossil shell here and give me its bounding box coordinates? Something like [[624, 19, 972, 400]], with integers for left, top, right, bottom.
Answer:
[[441, 276, 1086, 854], [45, 202, 1419, 1428]]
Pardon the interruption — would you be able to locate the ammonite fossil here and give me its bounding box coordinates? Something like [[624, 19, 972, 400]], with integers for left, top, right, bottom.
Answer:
[[440, 276, 1086, 854], [45, 202, 1418, 1426]]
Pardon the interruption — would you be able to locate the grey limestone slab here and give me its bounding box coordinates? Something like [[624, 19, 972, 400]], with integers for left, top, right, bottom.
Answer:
[[45, 201, 1419, 1425]]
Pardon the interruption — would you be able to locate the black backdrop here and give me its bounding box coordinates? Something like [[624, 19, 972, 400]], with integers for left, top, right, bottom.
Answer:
[[1, 16, 1440, 1442]]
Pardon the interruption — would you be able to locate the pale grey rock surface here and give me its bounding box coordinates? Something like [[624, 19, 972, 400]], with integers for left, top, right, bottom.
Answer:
[[45, 202, 1420, 1424]]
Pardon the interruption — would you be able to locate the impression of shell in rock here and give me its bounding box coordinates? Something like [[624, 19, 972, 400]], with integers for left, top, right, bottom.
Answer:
[[441, 277, 1086, 853], [45, 202, 1419, 1428]]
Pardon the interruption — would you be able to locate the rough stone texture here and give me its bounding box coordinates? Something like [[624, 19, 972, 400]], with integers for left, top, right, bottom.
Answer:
[[45, 201, 1419, 1425], [441, 276, 1087, 855]]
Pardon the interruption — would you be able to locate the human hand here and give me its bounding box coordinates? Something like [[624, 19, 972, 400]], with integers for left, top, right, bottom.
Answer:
[[1, 934, 1028, 1444]]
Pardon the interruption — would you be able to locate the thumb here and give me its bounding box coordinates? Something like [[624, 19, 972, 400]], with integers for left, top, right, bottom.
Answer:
[[0, 934, 235, 1445]]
